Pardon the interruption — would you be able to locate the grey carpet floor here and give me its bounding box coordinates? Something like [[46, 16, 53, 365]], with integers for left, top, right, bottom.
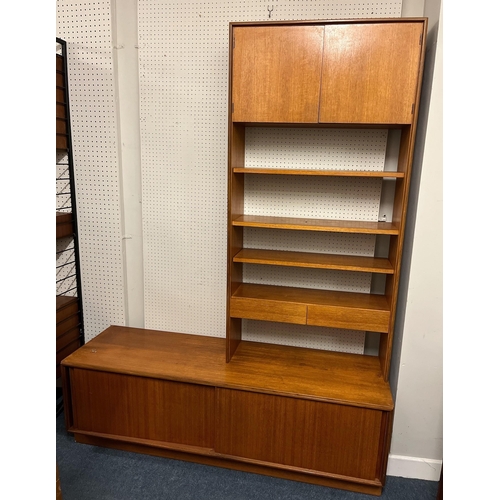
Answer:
[[56, 412, 439, 500]]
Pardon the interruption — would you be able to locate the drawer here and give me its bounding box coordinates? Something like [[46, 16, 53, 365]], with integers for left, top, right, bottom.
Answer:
[[56, 313, 80, 338], [56, 87, 65, 104], [56, 296, 78, 324], [56, 54, 64, 72], [57, 326, 80, 353], [307, 304, 390, 333], [230, 297, 307, 325], [57, 134, 68, 150], [56, 72, 65, 88], [56, 102, 66, 119], [56, 118, 67, 135]]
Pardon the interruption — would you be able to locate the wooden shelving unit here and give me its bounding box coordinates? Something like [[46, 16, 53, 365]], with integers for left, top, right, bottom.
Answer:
[[227, 18, 426, 367], [225, 18, 428, 492]]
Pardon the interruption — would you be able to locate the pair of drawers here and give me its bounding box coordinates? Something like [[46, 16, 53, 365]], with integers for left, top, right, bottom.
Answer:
[[230, 285, 391, 333]]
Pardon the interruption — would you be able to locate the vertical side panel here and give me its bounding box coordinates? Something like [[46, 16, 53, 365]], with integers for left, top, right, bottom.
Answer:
[[227, 123, 246, 359], [61, 366, 74, 430]]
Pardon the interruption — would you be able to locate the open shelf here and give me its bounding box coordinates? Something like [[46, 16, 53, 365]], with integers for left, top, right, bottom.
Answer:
[[233, 167, 404, 178], [230, 283, 391, 333], [234, 248, 394, 274], [232, 215, 399, 235]]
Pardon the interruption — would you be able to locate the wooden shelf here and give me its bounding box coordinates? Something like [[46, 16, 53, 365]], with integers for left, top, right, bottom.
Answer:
[[56, 211, 73, 238], [62, 325, 393, 410], [233, 167, 404, 178], [233, 215, 399, 235], [234, 248, 394, 274], [230, 283, 391, 333]]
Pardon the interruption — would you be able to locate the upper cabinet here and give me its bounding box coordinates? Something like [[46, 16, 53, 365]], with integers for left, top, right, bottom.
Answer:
[[319, 22, 424, 124], [231, 20, 425, 125], [232, 26, 324, 123]]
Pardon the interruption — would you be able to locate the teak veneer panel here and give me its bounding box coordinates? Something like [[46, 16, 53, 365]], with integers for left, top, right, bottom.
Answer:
[[216, 389, 383, 480], [319, 22, 424, 124], [232, 26, 324, 123], [70, 369, 214, 448], [61, 326, 393, 410]]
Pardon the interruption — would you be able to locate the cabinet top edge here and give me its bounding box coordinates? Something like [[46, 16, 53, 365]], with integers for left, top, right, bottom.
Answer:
[[229, 17, 428, 28]]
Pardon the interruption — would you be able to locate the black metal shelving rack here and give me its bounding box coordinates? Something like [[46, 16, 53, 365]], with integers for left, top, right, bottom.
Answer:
[[56, 37, 84, 415]]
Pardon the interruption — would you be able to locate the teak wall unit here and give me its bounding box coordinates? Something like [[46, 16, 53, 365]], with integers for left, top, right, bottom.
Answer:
[[227, 19, 427, 382], [61, 19, 427, 496]]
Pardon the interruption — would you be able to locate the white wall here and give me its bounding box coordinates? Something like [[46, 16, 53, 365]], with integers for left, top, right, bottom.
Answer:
[[388, 0, 443, 480]]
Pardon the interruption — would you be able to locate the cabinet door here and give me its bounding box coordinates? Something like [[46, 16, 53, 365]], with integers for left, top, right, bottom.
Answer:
[[216, 388, 385, 480], [70, 369, 215, 448], [232, 26, 323, 123], [319, 23, 423, 124]]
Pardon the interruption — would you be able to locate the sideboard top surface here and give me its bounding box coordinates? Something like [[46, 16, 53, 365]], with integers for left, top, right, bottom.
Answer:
[[62, 326, 393, 411]]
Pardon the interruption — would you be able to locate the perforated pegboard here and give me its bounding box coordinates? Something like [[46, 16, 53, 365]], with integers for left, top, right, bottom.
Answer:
[[57, 0, 126, 341], [246, 128, 388, 170], [138, 0, 402, 352]]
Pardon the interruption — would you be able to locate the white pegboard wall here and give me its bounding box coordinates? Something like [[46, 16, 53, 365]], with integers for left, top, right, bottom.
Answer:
[[242, 320, 366, 353], [244, 176, 383, 221], [57, 0, 126, 341], [138, 0, 402, 352], [243, 228, 377, 256], [245, 128, 388, 170]]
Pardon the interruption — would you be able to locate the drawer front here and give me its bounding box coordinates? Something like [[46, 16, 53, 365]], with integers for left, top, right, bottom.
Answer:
[[230, 297, 307, 325], [56, 326, 80, 353], [307, 304, 390, 333], [56, 102, 66, 119], [70, 369, 214, 449], [56, 300, 78, 324], [56, 313, 80, 338], [216, 388, 384, 480], [56, 118, 67, 135]]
